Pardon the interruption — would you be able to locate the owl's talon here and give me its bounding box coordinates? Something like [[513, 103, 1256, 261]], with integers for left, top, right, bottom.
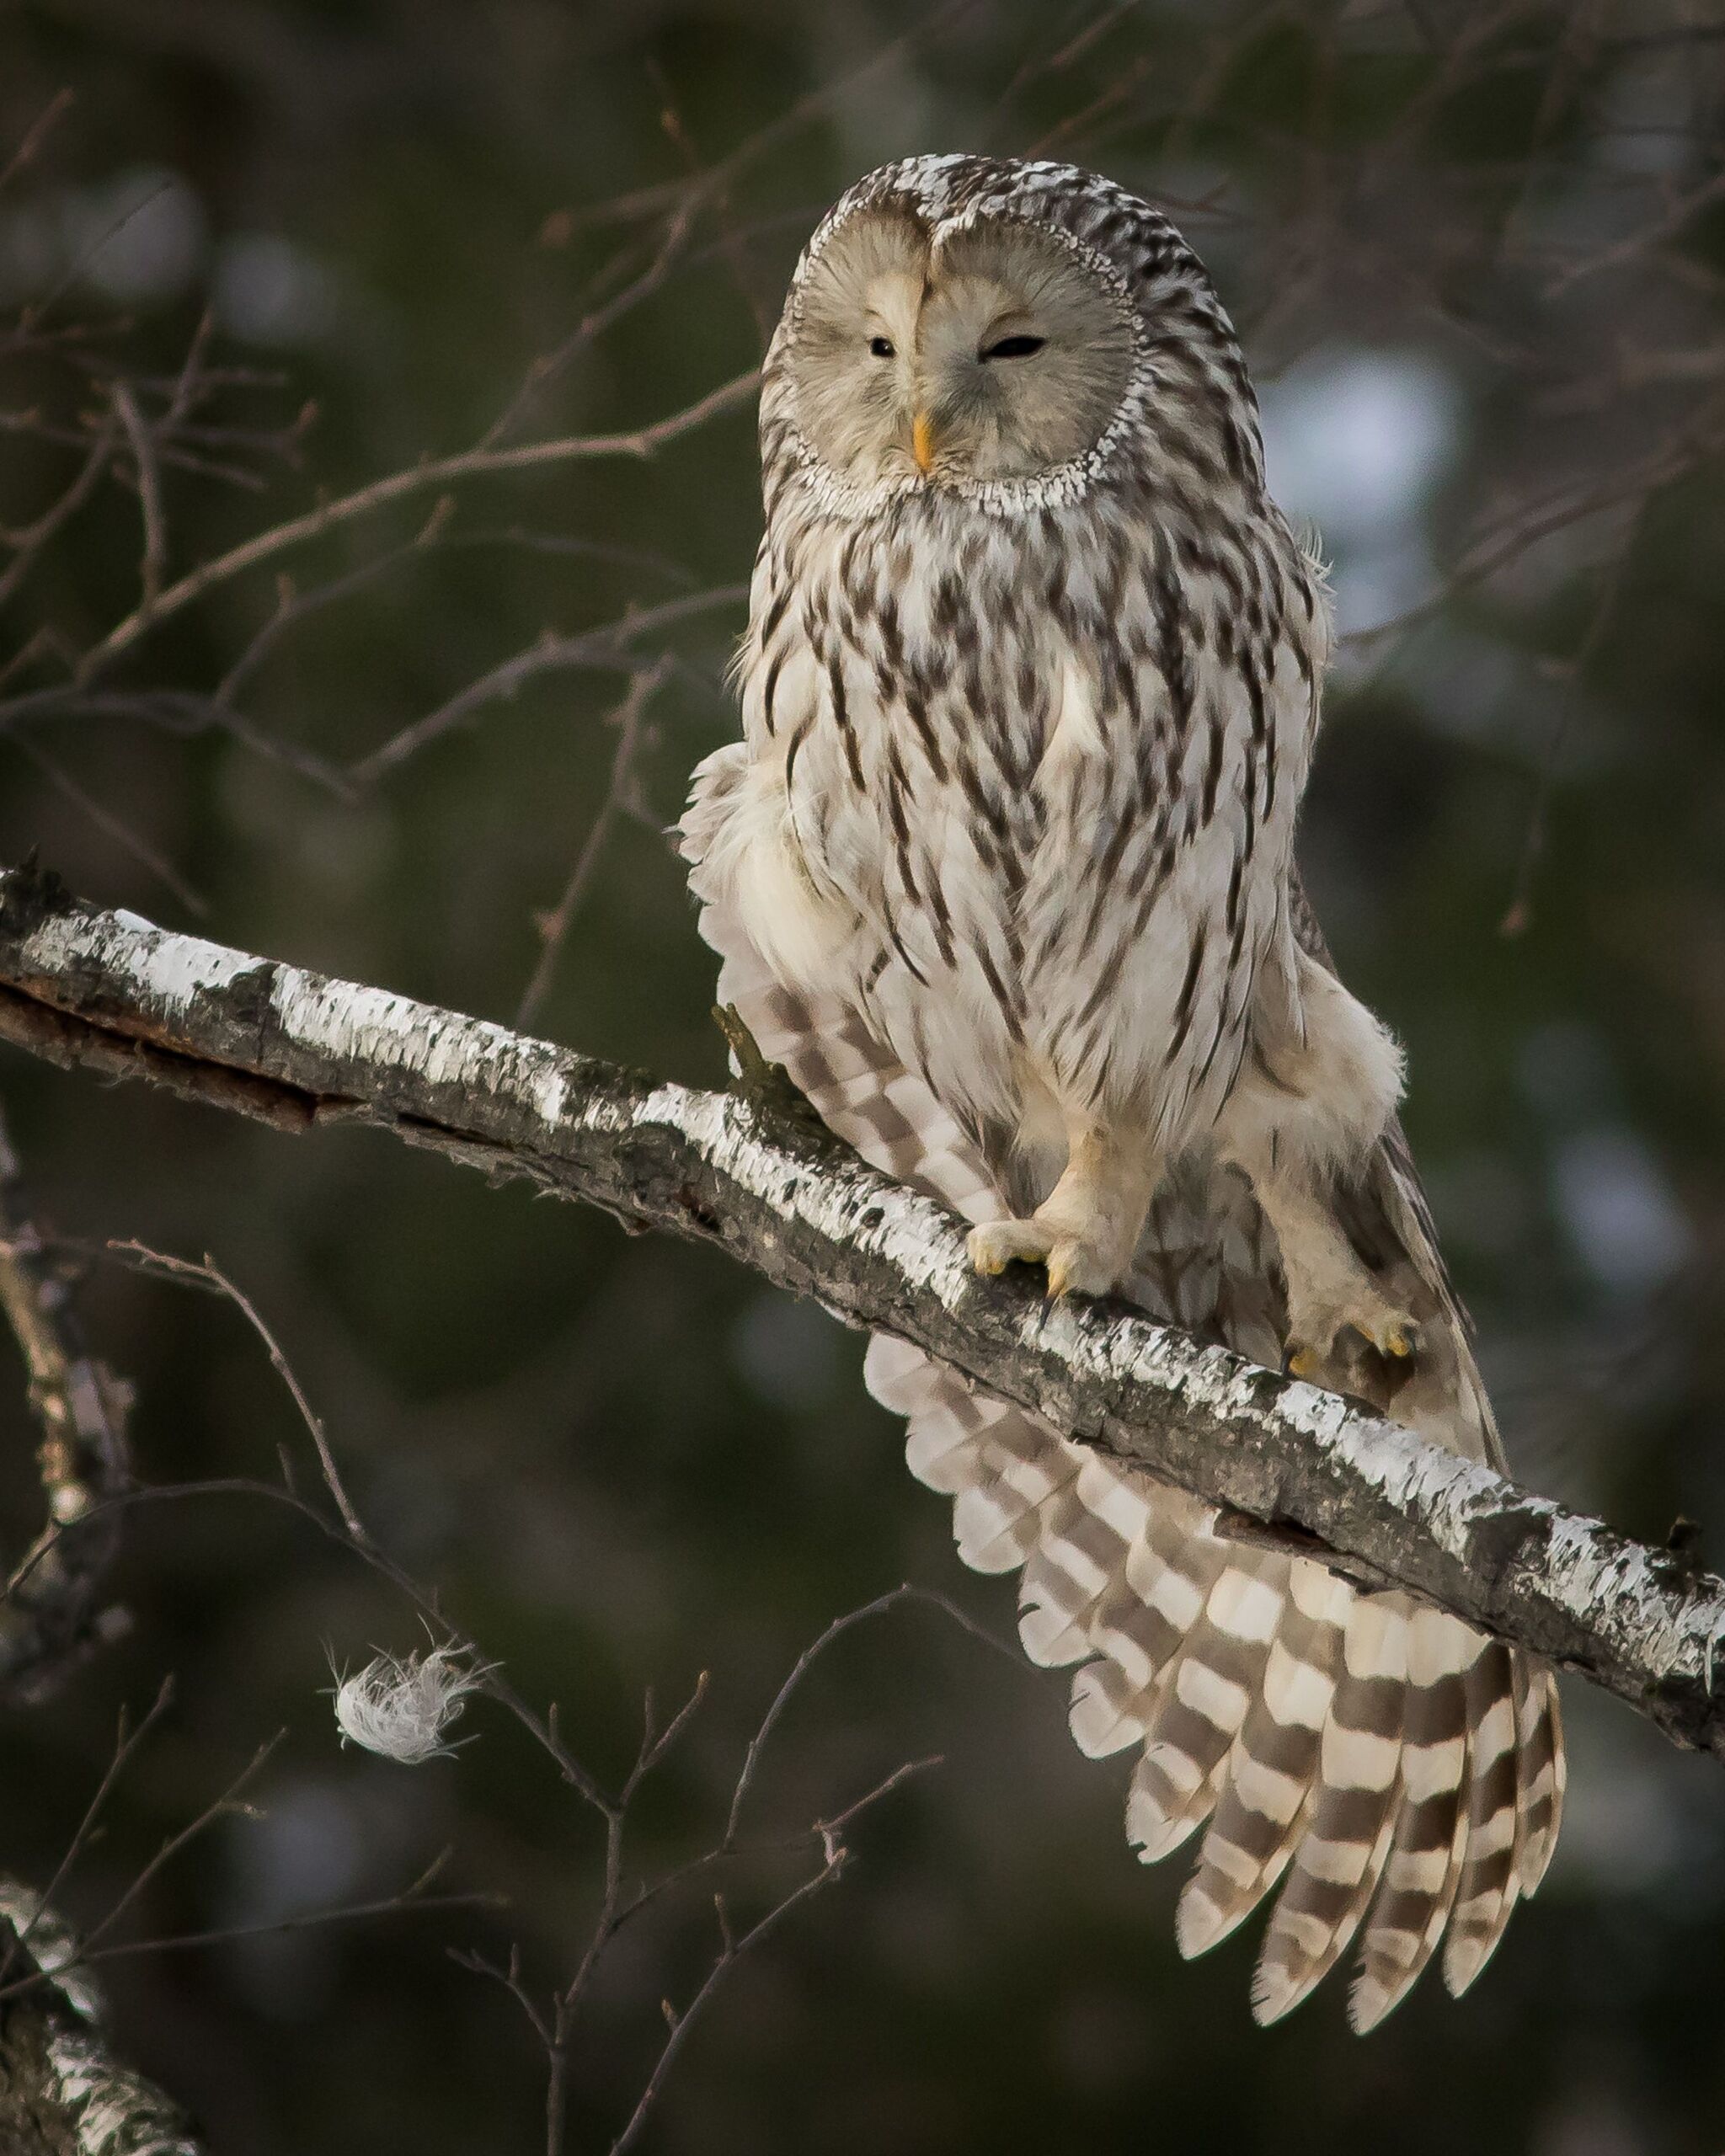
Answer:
[[968, 1219, 1052, 1278], [969, 1221, 1119, 1299], [1347, 1314, 1420, 1364], [1283, 1307, 1420, 1380], [1044, 1236, 1121, 1299]]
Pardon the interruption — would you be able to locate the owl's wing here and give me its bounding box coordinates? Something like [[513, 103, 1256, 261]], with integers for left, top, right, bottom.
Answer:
[[682, 750, 1562, 2031]]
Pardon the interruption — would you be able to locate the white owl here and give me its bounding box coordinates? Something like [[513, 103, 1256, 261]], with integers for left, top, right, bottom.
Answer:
[[681, 153, 1562, 2030]]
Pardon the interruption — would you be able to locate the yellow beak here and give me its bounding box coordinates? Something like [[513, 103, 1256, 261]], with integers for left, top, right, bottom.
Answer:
[[911, 411, 937, 476]]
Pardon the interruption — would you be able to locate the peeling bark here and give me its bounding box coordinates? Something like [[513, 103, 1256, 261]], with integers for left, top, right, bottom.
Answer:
[[1, 859, 1722, 1759]]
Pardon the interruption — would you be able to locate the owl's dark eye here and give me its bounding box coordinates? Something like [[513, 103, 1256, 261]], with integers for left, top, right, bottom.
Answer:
[[868, 335, 895, 359], [981, 334, 1046, 360]]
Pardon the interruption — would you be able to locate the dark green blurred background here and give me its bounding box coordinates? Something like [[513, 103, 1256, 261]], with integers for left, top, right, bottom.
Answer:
[[2, 3, 1723, 2150]]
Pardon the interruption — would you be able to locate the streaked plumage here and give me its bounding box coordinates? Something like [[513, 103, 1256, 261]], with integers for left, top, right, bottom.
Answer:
[[681, 152, 1562, 2027]]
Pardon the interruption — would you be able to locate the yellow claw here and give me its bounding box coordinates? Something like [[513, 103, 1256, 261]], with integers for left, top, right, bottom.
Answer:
[[969, 1221, 1049, 1279], [1285, 1349, 1316, 1380], [1381, 1326, 1416, 1360]]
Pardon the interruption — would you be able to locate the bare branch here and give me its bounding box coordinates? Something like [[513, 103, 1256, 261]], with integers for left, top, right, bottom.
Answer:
[[726, 1584, 985, 1845], [109, 1242, 367, 1541], [78, 1732, 284, 1958], [482, 196, 704, 449], [350, 585, 740, 788], [83, 371, 759, 679], [0, 1680, 174, 1993], [606, 1851, 844, 2156], [515, 656, 673, 1028], [112, 382, 168, 610], [77, 1235, 626, 1817], [0, 864, 1721, 1762], [0, 90, 75, 200], [1, 1878, 502, 1998], [4, 733, 208, 915], [0, 411, 120, 611]]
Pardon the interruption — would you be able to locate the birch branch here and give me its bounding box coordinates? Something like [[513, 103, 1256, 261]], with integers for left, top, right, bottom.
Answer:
[[0, 860, 1721, 1762], [0, 1883, 204, 2156]]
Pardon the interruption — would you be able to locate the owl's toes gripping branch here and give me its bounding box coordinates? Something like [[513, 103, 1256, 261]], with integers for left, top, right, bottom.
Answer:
[[1043, 1235, 1123, 1300], [966, 1221, 1121, 1300], [969, 1120, 1152, 1301], [968, 1219, 1054, 1278], [1283, 1287, 1421, 1380], [1248, 1174, 1423, 1381]]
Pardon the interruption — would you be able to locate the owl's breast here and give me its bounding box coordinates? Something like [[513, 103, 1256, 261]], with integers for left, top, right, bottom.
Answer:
[[731, 499, 1319, 1134]]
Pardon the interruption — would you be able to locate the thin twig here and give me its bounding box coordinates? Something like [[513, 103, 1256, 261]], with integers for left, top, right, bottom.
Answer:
[[108, 1241, 370, 1545], [515, 657, 673, 1027], [350, 585, 743, 787], [0, 1678, 174, 1989], [3, 733, 206, 915], [84, 372, 759, 679], [112, 382, 168, 610]]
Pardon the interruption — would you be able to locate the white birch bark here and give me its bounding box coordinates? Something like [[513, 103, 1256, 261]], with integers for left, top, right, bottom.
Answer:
[[2, 861, 1722, 1762], [0, 1884, 204, 2156]]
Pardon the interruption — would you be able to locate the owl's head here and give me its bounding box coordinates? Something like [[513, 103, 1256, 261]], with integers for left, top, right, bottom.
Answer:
[[771, 157, 1261, 514], [787, 206, 1135, 490]]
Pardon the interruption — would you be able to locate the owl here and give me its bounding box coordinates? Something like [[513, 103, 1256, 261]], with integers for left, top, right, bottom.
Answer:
[[681, 154, 1562, 2029]]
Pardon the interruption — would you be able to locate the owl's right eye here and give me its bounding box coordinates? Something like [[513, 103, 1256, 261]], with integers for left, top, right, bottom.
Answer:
[[868, 335, 895, 359]]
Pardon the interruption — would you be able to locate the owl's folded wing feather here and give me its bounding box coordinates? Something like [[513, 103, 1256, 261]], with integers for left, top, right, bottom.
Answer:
[[682, 748, 1561, 2030]]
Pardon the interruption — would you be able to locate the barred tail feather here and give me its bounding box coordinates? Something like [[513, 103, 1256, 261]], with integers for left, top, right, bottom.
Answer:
[[1443, 1640, 1530, 1995], [1249, 1593, 1410, 2023], [1518, 1668, 1567, 1892], [1348, 1604, 1473, 2030], [1017, 1455, 1150, 1668], [1124, 1566, 1286, 1860], [1176, 1561, 1347, 1956]]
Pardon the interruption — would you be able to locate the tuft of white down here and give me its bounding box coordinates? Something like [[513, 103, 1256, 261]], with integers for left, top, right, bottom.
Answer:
[[332, 1645, 489, 1764]]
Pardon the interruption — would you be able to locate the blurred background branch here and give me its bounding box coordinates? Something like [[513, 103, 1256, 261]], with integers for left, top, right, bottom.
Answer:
[[0, 1213, 1005, 2153], [0, 1100, 132, 1702]]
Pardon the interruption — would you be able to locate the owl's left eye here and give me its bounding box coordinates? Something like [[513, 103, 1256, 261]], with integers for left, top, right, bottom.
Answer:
[[868, 336, 895, 359], [981, 334, 1047, 360]]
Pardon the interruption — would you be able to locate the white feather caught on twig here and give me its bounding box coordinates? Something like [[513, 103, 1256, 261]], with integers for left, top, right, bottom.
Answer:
[[331, 1645, 489, 1764]]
